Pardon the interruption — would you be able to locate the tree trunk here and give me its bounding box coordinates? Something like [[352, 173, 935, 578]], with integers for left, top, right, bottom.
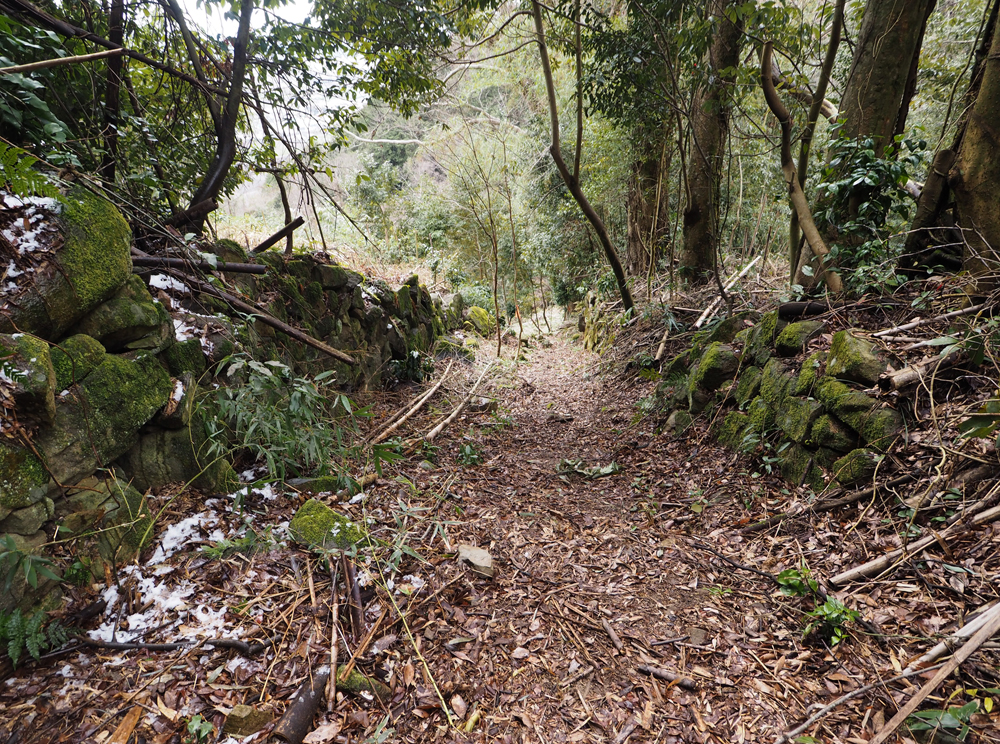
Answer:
[[98, 0, 124, 186], [951, 18, 1000, 287], [679, 0, 741, 285], [626, 135, 669, 276], [839, 0, 937, 155], [182, 0, 254, 232]]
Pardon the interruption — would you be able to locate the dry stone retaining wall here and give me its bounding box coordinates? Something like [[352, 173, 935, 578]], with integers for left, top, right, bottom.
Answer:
[[0, 186, 462, 614]]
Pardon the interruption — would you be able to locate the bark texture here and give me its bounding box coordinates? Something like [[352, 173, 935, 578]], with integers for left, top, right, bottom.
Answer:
[[839, 0, 937, 155], [626, 139, 669, 276], [679, 0, 741, 284], [951, 18, 1000, 285]]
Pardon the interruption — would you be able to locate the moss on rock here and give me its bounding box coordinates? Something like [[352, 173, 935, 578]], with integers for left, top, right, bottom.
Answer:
[[0, 332, 56, 423], [162, 337, 206, 377], [778, 443, 826, 491], [466, 306, 495, 336], [72, 276, 174, 352], [289, 498, 366, 549], [734, 366, 762, 408], [0, 497, 53, 535], [0, 441, 51, 514], [792, 351, 826, 397], [746, 396, 775, 435], [717, 411, 751, 448], [50, 334, 106, 390], [745, 310, 785, 366], [776, 397, 823, 444], [689, 343, 739, 392], [435, 335, 475, 360], [832, 448, 879, 486], [663, 409, 692, 435], [809, 414, 858, 452], [759, 358, 795, 407], [774, 320, 825, 357], [826, 330, 886, 386]]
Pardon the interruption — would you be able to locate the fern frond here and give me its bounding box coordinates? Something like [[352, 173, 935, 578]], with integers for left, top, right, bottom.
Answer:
[[0, 143, 59, 199]]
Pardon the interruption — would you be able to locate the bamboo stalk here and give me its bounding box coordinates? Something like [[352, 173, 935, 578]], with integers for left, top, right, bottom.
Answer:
[[0, 48, 124, 75], [404, 361, 496, 454], [873, 302, 987, 338], [371, 360, 453, 444]]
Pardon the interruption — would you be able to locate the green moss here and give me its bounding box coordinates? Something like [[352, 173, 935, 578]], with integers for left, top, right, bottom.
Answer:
[[664, 409, 692, 435], [716, 411, 751, 448], [215, 238, 248, 262], [827, 330, 886, 386], [1, 332, 56, 422], [304, 281, 324, 305], [774, 320, 825, 357], [72, 276, 172, 352], [760, 358, 795, 406], [397, 287, 415, 319], [466, 306, 495, 336], [734, 366, 762, 408], [792, 351, 826, 396], [746, 396, 775, 435], [809, 414, 858, 452], [436, 335, 475, 360], [289, 498, 366, 549], [689, 342, 739, 392], [335, 665, 391, 701], [162, 338, 206, 377], [50, 334, 106, 390], [813, 376, 900, 449], [778, 443, 827, 491], [832, 449, 879, 486], [0, 442, 50, 512], [58, 186, 132, 313], [286, 260, 313, 281], [776, 397, 823, 444], [316, 263, 349, 290], [745, 310, 785, 366]]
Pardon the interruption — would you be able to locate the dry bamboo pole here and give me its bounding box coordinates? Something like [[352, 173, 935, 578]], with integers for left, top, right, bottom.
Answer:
[[905, 601, 1000, 672], [873, 303, 987, 338], [404, 361, 496, 454], [0, 48, 124, 75], [830, 502, 1000, 586], [370, 360, 453, 444]]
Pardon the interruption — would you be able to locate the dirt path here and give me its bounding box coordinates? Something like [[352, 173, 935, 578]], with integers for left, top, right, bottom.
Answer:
[[4, 327, 1000, 743]]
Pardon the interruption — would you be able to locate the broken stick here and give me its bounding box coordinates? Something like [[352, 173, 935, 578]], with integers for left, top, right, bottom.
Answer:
[[370, 360, 453, 444], [636, 665, 696, 690], [404, 361, 496, 454]]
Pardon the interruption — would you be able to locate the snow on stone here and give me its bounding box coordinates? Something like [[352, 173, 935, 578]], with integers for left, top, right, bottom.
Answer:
[[149, 273, 190, 293], [5, 260, 22, 278], [171, 379, 185, 402]]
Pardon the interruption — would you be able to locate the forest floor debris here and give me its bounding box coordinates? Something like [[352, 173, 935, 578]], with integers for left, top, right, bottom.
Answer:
[[2, 313, 1000, 744]]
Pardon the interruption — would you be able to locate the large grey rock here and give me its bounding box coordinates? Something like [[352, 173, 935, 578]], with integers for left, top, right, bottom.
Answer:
[[826, 330, 886, 386], [71, 275, 174, 352], [0, 186, 132, 340], [0, 332, 56, 423]]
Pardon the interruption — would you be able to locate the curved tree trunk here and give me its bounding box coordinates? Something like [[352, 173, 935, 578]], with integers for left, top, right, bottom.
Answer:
[[679, 0, 741, 285], [951, 17, 1000, 287]]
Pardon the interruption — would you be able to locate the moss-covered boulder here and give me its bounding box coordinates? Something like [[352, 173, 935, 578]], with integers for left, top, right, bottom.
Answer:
[[34, 353, 172, 486], [717, 411, 750, 448], [466, 306, 495, 337], [734, 366, 762, 408], [0, 442, 51, 518], [50, 334, 106, 390], [832, 449, 879, 486], [0, 186, 132, 340], [778, 443, 826, 491], [0, 332, 56, 423], [435, 335, 475, 361], [826, 330, 885, 386], [792, 351, 826, 396], [316, 263, 350, 290], [760, 358, 795, 407], [689, 343, 739, 392], [289, 498, 366, 549], [745, 310, 785, 366], [663, 409, 692, 435], [814, 376, 902, 451], [154, 373, 195, 429], [72, 275, 174, 352], [162, 337, 206, 377], [776, 397, 823, 444], [746, 396, 775, 435], [774, 321, 825, 357], [116, 410, 237, 494], [809, 414, 858, 452]]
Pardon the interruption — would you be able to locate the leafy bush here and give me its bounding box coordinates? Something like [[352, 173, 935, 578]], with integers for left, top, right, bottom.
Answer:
[[202, 355, 362, 479]]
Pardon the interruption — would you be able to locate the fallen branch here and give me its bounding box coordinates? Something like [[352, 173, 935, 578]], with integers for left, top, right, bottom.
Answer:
[[132, 256, 267, 274], [602, 618, 624, 652], [761, 42, 843, 293], [162, 268, 356, 365], [79, 635, 272, 656], [404, 361, 496, 454], [830, 501, 1000, 586], [343, 555, 365, 637], [905, 601, 1000, 672], [636, 665, 697, 690], [0, 48, 124, 75], [334, 472, 378, 502], [272, 665, 331, 744], [251, 216, 305, 253], [878, 347, 968, 392], [868, 607, 1000, 744], [774, 662, 946, 744], [873, 303, 988, 338], [692, 256, 761, 331], [370, 360, 453, 444], [741, 472, 920, 534]]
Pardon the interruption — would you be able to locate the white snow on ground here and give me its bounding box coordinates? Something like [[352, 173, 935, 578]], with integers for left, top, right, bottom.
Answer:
[[147, 512, 218, 564], [172, 318, 195, 341], [149, 273, 191, 293], [171, 378, 185, 402]]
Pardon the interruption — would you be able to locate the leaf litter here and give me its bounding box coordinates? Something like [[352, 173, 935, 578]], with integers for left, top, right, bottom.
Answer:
[[2, 315, 1000, 743]]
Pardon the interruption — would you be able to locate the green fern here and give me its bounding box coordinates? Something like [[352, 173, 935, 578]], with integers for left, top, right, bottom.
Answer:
[[0, 608, 69, 667], [0, 142, 59, 199]]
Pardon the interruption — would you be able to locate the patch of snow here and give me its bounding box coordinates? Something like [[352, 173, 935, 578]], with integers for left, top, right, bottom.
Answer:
[[5, 260, 22, 278], [172, 318, 194, 341], [101, 585, 120, 612], [171, 379, 185, 402], [149, 273, 190, 293], [349, 492, 366, 505], [147, 512, 217, 564]]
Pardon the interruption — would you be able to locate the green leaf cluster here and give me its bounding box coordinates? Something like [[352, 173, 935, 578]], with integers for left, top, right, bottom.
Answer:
[[0, 608, 69, 668]]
